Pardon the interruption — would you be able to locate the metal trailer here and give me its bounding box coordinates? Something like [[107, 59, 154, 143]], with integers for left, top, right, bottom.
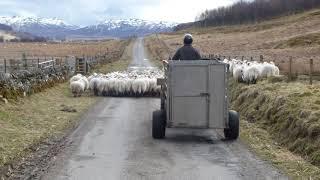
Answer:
[[152, 60, 240, 140]]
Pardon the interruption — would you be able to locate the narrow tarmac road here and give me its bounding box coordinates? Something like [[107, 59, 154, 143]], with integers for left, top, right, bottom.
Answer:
[[42, 38, 287, 180]]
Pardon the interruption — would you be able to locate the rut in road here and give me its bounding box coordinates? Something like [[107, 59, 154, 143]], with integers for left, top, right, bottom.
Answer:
[[42, 38, 287, 180]]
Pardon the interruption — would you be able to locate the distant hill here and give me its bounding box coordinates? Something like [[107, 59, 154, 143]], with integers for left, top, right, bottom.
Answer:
[[0, 23, 12, 31], [175, 0, 320, 31], [0, 23, 46, 42]]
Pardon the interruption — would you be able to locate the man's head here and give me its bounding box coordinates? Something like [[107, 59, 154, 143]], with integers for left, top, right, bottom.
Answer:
[[184, 34, 193, 45]]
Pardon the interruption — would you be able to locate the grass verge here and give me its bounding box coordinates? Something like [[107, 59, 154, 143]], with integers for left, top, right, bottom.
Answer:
[[241, 120, 320, 178], [0, 83, 97, 167], [229, 78, 320, 178], [144, 35, 168, 68], [0, 41, 132, 170]]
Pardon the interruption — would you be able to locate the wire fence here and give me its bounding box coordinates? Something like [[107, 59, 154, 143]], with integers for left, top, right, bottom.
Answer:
[[202, 53, 318, 85], [0, 50, 123, 75]]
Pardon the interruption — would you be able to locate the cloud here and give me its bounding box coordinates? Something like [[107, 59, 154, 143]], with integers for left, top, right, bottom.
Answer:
[[0, 0, 237, 25]]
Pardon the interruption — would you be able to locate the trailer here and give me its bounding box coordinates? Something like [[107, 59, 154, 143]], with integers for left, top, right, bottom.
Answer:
[[153, 60, 239, 140]]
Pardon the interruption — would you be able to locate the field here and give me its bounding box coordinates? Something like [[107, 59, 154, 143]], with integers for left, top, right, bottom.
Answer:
[[0, 39, 125, 60], [146, 9, 320, 75]]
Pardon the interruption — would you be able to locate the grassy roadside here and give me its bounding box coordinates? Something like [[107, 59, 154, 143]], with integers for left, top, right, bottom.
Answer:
[[144, 36, 167, 69], [229, 79, 320, 178], [0, 42, 132, 170], [241, 121, 320, 178]]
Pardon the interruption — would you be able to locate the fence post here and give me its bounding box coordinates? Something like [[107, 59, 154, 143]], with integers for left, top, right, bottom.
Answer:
[[4, 59, 6, 73], [250, 57, 253, 61], [289, 56, 292, 81], [228, 56, 231, 60], [260, 55, 264, 63], [310, 59, 313, 85], [38, 58, 40, 68], [241, 56, 244, 61]]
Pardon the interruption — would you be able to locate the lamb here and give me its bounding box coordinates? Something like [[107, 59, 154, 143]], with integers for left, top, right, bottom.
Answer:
[[70, 80, 85, 97]]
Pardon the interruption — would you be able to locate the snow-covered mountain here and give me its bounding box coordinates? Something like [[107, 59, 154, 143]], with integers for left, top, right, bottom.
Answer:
[[0, 16, 79, 39], [75, 18, 177, 38], [0, 16, 177, 39]]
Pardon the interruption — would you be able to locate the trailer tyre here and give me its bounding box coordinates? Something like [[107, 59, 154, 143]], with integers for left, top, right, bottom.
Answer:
[[224, 110, 239, 140], [152, 110, 166, 139]]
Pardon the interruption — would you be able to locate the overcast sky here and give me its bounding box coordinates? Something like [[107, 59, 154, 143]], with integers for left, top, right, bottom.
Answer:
[[0, 0, 236, 25]]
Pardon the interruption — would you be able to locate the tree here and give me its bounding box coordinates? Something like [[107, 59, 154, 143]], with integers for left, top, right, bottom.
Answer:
[[193, 0, 320, 28]]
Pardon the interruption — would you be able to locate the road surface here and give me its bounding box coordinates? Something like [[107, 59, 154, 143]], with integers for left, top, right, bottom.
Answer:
[[42, 38, 287, 180]]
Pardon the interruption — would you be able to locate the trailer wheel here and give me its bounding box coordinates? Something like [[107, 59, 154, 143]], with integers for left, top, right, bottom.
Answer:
[[152, 110, 166, 139], [224, 110, 240, 140]]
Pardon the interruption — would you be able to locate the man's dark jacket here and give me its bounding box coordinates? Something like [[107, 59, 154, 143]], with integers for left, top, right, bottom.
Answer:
[[172, 45, 201, 60]]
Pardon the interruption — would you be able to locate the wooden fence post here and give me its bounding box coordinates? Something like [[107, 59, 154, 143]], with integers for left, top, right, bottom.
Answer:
[[228, 56, 231, 60], [241, 56, 244, 61], [250, 57, 253, 61], [260, 55, 264, 63], [310, 59, 313, 85], [4, 59, 6, 73], [289, 56, 292, 81]]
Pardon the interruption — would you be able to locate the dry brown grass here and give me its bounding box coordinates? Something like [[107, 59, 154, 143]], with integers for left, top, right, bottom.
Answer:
[[0, 83, 97, 167], [0, 40, 126, 59], [241, 120, 320, 178], [146, 8, 320, 75], [229, 78, 320, 177]]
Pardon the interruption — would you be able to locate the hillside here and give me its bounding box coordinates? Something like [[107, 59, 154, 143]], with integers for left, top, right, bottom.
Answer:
[[146, 8, 320, 75], [0, 24, 17, 41]]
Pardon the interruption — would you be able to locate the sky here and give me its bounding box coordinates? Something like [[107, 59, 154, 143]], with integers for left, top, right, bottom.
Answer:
[[0, 0, 236, 25]]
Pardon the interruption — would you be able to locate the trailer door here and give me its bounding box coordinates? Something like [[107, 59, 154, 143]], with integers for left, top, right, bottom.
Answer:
[[170, 64, 209, 128]]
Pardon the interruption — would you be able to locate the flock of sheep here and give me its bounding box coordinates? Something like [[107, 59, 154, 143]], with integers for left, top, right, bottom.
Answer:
[[69, 69, 164, 97], [223, 59, 280, 84], [69, 59, 281, 97]]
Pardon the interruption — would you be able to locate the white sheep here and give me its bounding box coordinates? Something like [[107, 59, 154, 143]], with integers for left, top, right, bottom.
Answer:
[[233, 65, 244, 82], [259, 63, 276, 78], [89, 77, 101, 95], [81, 77, 89, 91], [70, 80, 85, 97], [117, 79, 127, 96], [243, 65, 259, 84], [70, 74, 83, 83], [79, 69, 165, 97]]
